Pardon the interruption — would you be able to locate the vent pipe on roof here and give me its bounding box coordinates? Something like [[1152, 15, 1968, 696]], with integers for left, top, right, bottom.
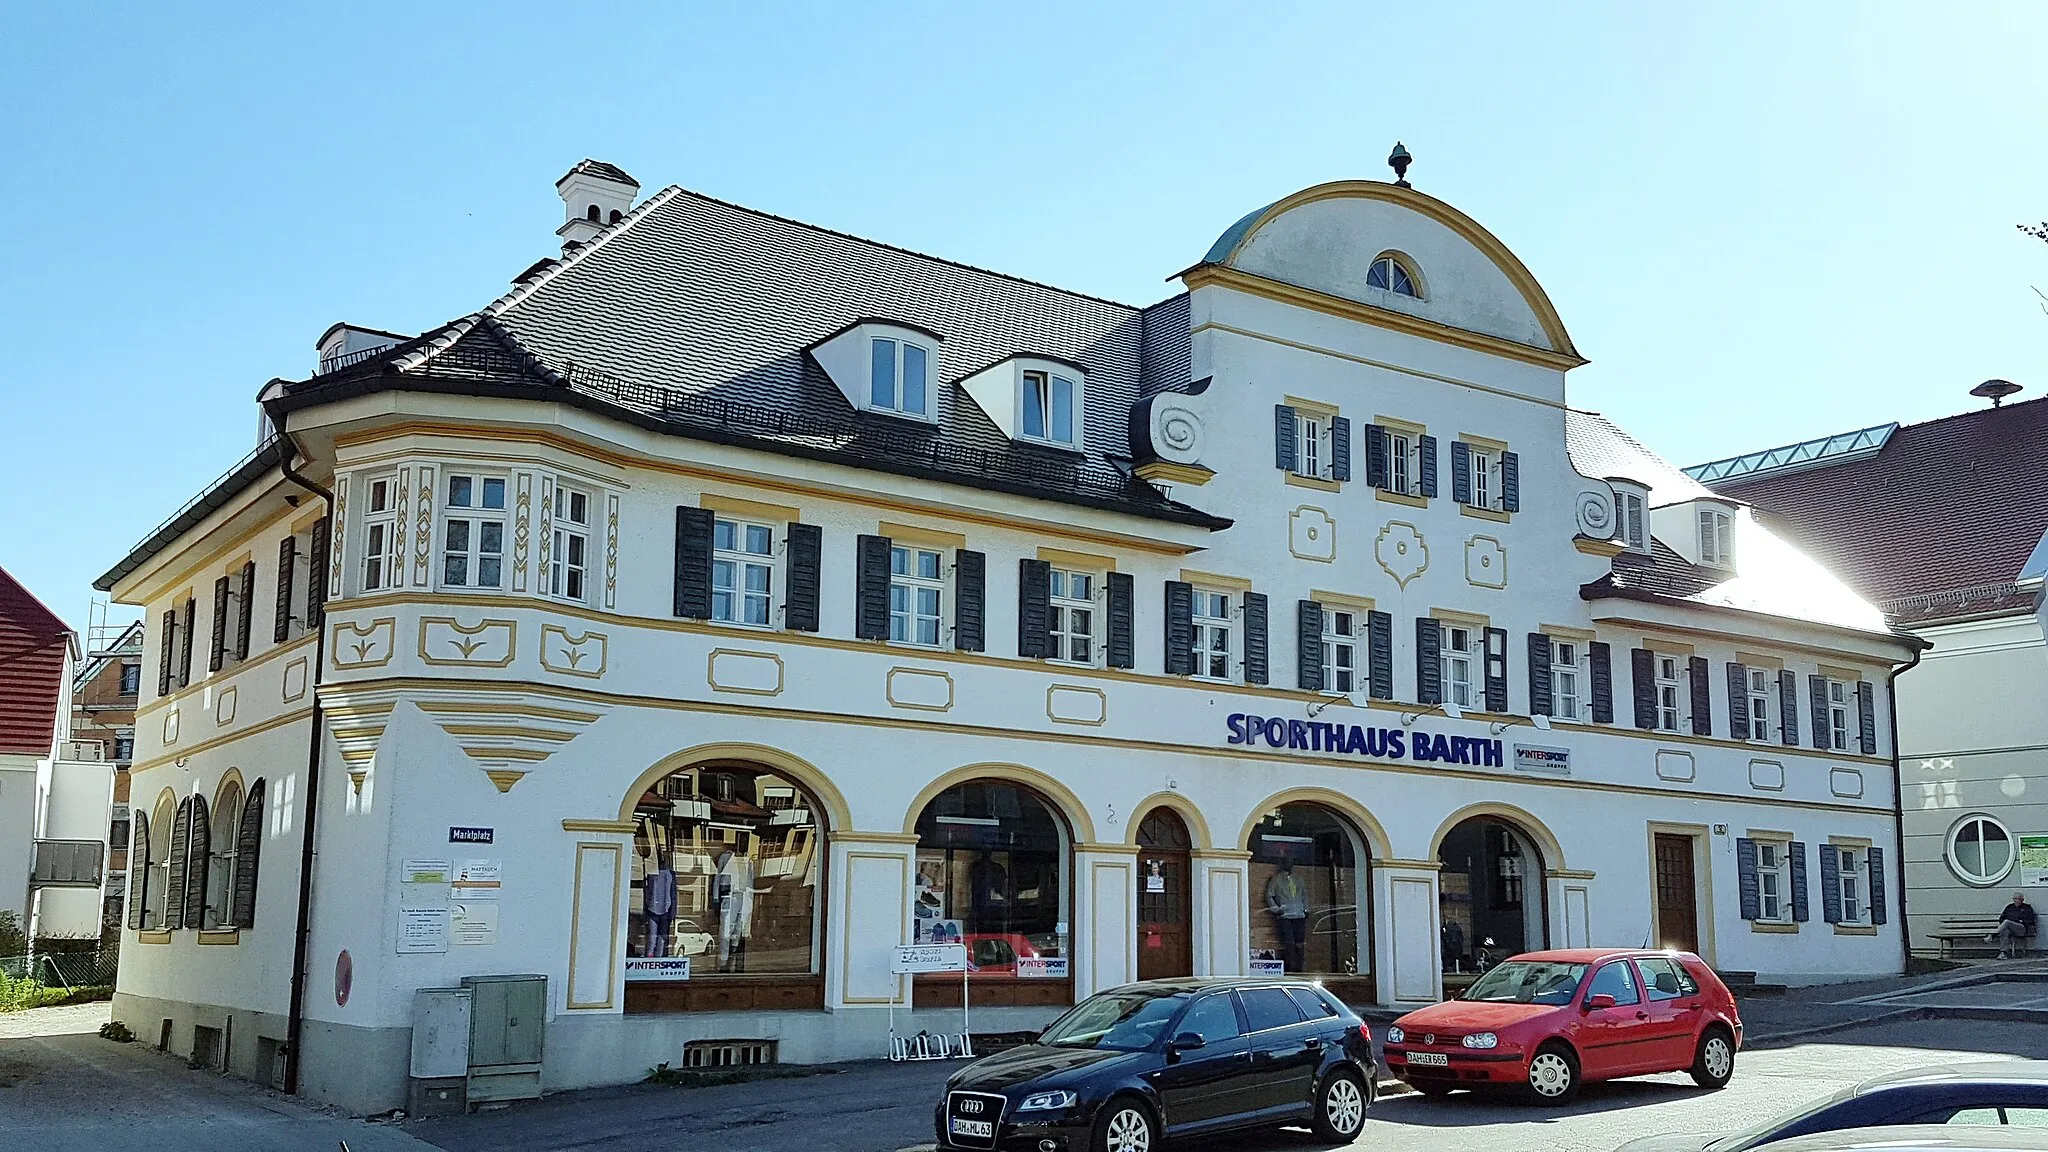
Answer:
[[555, 159, 640, 255], [1971, 379, 2022, 408]]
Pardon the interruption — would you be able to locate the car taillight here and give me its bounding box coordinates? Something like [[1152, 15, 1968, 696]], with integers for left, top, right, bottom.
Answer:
[[1359, 1023, 1372, 1043]]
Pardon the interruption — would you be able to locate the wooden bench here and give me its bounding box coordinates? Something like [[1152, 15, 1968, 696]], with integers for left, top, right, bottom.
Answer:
[[1930, 915, 2037, 957]]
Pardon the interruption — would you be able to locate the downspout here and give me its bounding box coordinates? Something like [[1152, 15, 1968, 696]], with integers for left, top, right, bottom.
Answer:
[[268, 421, 331, 1096], [1886, 640, 1925, 975]]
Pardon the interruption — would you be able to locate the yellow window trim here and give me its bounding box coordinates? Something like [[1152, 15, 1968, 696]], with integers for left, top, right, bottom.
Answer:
[[1374, 415, 1426, 437], [290, 509, 327, 535], [1283, 395, 1340, 420], [1744, 828, 1794, 841], [1431, 608, 1490, 629], [1375, 489, 1429, 509], [1284, 473, 1342, 493], [1574, 536, 1627, 558], [1461, 505, 1511, 524], [1542, 624, 1596, 641], [1312, 590, 1376, 614], [1134, 461, 1214, 487], [1460, 433, 1510, 454], [1751, 921, 1799, 935], [1828, 835, 1874, 849], [701, 493, 801, 523], [1038, 546, 1116, 573], [1818, 664, 1862, 683], [1180, 569, 1253, 593], [1737, 652, 1787, 671], [136, 930, 171, 945], [198, 929, 241, 946], [1834, 924, 1879, 937], [1643, 639, 1698, 657], [879, 522, 968, 549]]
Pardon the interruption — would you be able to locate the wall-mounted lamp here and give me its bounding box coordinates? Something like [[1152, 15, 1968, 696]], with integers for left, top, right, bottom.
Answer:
[[1400, 701, 1464, 727], [1489, 715, 1554, 736], [1307, 691, 1367, 718]]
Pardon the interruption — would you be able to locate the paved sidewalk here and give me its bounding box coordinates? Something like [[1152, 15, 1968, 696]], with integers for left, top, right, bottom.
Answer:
[[1736, 958, 2048, 1046]]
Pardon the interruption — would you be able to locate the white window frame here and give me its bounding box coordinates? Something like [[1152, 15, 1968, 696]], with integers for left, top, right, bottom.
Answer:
[[1826, 679, 1852, 751], [1021, 370, 1080, 448], [1321, 609, 1358, 695], [204, 783, 240, 931], [439, 473, 509, 591], [1617, 490, 1649, 554], [1442, 625, 1476, 709], [712, 518, 777, 628], [1387, 430, 1414, 495], [1468, 446, 1497, 511], [888, 544, 945, 647], [1367, 254, 1419, 297], [1755, 839, 1791, 924], [1947, 813, 2017, 886], [549, 484, 594, 603], [1551, 640, 1582, 721], [1747, 668, 1774, 742], [1655, 653, 1684, 732], [1048, 568, 1097, 665], [1294, 412, 1332, 481], [360, 474, 401, 592], [1835, 844, 1870, 926], [1191, 589, 1234, 682], [1699, 506, 1735, 568], [868, 336, 933, 419]]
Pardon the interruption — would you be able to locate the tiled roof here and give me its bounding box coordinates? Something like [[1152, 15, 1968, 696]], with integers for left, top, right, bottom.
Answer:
[[557, 159, 637, 187], [1704, 395, 2048, 623], [0, 567, 71, 756], [1565, 409, 1716, 506]]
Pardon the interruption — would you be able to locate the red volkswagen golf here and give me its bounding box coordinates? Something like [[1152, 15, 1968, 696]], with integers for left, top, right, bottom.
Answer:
[[1383, 949, 1742, 1104]]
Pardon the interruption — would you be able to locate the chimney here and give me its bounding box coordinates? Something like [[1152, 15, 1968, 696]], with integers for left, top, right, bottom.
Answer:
[[555, 159, 640, 254]]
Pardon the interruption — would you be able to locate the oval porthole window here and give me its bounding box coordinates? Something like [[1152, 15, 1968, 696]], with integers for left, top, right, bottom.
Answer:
[[1947, 814, 2015, 886]]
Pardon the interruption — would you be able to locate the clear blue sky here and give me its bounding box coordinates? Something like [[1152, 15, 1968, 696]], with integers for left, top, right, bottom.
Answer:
[[3, 2, 2042, 631]]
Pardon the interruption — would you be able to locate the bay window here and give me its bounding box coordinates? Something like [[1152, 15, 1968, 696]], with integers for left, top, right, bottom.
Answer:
[[550, 485, 592, 602], [361, 475, 400, 592], [441, 474, 507, 589]]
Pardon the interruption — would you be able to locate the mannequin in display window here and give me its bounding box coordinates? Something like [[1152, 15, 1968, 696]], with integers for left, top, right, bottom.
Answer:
[[641, 842, 677, 958], [713, 847, 758, 972], [1265, 860, 1309, 972]]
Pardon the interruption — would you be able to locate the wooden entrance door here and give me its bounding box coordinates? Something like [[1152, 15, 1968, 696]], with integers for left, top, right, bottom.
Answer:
[[1137, 809, 1194, 981], [1653, 833, 1701, 953]]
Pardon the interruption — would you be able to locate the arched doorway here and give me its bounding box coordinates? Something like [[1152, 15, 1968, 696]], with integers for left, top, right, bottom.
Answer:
[[1136, 808, 1193, 981], [1247, 802, 1373, 1003], [1436, 815, 1548, 996], [912, 779, 1072, 1007]]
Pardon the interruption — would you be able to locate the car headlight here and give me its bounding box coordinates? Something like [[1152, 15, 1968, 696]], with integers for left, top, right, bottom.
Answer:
[[1018, 1090, 1077, 1111], [1386, 1026, 1405, 1044], [1462, 1032, 1498, 1050]]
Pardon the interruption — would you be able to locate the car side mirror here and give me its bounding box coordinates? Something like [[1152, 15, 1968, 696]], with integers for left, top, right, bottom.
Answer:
[[1584, 993, 1618, 1012], [1168, 1032, 1207, 1052]]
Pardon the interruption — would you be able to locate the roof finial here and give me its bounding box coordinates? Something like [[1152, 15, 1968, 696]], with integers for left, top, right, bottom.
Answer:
[[1971, 378, 2022, 408], [1388, 141, 1413, 188]]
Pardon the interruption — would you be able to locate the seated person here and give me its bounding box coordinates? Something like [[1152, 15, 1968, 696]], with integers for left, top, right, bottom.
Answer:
[[1990, 892, 2038, 959]]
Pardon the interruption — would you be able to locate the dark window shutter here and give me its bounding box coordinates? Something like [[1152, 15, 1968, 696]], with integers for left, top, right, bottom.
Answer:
[[1163, 581, 1194, 675], [273, 535, 297, 644], [1017, 558, 1052, 658], [1869, 846, 1888, 925], [1274, 404, 1298, 472], [1415, 617, 1443, 705], [1365, 424, 1389, 488], [236, 560, 257, 660], [1242, 592, 1269, 686], [1779, 669, 1800, 746], [184, 794, 210, 930], [1367, 611, 1394, 699], [1297, 600, 1324, 692], [854, 534, 893, 641], [1501, 450, 1521, 513], [1818, 844, 1842, 924], [1789, 841, 1810, 923], [1450, 441, 1472, 505], [232, 779, 264, 929], [127, 811, 150, 930], [1589, 641, 1614, 723], [1735, 838, 1760, 921], [157, 610, 176, 696], [1857, 681, 1878, 755], [1809, 675, 1830, 750], [1689, 655, 1713, 736], [784, 523, 823, 632], [305, 518, 329, 631], [1330, 417, 1352, 482], [1631, 647, 1657, 730], [178, 598, 195, 687], [165, 798, 191, 931], [209, 576, 230, 672], [1106, 573, 1135, 670], [1418, 435, 1439, 498], [1726, 663, 1750, 740], [1527, 633, 1553, 716], [1484, 627, 1509, 713], [673, 507, 715, 620], [954, 549, 986, 653]]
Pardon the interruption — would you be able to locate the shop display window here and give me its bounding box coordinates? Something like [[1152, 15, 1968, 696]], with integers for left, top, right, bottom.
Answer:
[[1438, 816, 1548, 994], [1246, 803, 1363, 978], [627, 764, 823, 976], [913, 781, 1070, 979]]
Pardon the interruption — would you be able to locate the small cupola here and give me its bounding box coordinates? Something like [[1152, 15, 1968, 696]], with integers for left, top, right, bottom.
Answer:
[[555, 159, 640, 254], [1652, 496, 1741, 571]]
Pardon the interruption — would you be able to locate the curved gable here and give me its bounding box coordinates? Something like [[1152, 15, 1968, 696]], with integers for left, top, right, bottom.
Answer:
[[1203, 181, 1579, 361]]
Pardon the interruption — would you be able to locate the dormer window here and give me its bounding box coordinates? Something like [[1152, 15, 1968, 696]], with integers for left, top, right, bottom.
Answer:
[[1609, 479, 1651, 555], [869, 337, 931, 418], [1698, 505, 1734, 568], [1366, 253, 1420, 298], [1021, 370, 1077, 446]]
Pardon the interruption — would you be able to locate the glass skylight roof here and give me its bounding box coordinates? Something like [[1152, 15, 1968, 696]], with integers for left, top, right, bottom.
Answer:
[[1684, 422, 1897, 484]]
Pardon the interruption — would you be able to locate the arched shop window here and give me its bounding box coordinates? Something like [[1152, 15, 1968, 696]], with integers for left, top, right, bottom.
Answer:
[[1948, 814, 2015, 886], [627, 763, 824, 977], [1247, 803, 1364, 979], [1437, 816, 1548, 993], [914, 781, 1071, 986]]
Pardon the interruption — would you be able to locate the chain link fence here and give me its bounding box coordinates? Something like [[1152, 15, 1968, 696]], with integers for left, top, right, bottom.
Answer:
[[0, 947, 119, 1010]]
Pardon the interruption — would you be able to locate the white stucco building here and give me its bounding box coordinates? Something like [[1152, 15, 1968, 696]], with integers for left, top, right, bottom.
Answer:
[[98, 159, 1921, 1112]]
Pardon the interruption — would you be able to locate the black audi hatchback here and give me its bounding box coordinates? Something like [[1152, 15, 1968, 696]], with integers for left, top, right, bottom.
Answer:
[[935, 977, 1376, 1152]]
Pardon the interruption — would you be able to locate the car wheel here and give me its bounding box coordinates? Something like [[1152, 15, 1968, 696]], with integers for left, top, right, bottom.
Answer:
[[1524, 1042, 1581, 1105], [1691, 1027, 1735, 1089], [1092, 1097, 1157, 1152], [1312, 1070, 1369, 1141]]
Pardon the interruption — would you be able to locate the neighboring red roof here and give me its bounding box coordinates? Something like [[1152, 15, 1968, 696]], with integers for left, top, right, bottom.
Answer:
[[0, 566, 72, 756], [1709, 396, 2048, 624]]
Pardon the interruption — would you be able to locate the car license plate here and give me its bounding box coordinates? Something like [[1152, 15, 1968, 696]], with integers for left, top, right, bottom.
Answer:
[[950, 1118, 994, 1139], [1407, 1052, 1449, 1066]]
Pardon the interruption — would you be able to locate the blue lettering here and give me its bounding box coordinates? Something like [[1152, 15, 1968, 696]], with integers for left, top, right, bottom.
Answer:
[[1226, 714, 1249, 745], [1455, 736, 1474, 765], [1317, 722, 1337, 752], [1430, 733, 1453, 762], [1362, 727, 1389, 758], [1388, 730, 1406, 759], [1262, 718, 1287, 748], [1336, 725, 1359, 755], [1288, 720, 1309, 750], [1483, 740, 1504, 768]]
